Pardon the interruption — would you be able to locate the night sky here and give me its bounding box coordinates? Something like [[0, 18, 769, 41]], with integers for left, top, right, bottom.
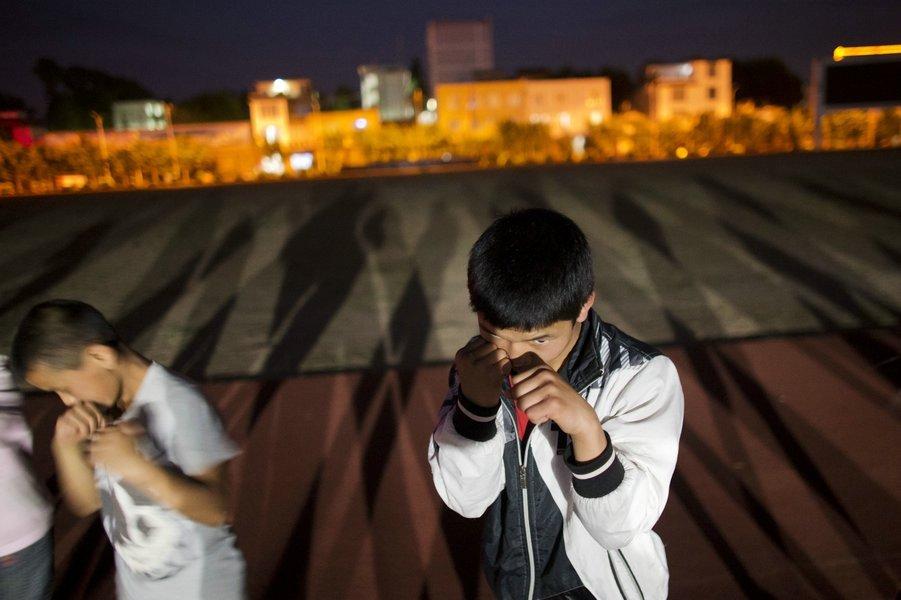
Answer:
[[4, 0, 900, 113]]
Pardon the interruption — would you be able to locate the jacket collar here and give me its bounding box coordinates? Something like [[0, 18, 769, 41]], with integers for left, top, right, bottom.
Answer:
[[559, 308, 605, 393]]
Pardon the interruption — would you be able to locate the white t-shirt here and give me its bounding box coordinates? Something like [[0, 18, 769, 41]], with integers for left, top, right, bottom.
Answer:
[[94, 362, 245, 600], [0, 356, 53, 557]]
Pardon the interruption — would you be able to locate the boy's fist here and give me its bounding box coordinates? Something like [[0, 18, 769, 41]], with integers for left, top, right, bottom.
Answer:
[[509, 352, 604, 445], [454, 336, 511, 408], [54, 402, 107, 447], [89, 421, 149, 481]]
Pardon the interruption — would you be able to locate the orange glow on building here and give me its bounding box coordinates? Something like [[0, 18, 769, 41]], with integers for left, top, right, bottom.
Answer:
[[288, 108, 380, 149], [435, 77, 612, 137]]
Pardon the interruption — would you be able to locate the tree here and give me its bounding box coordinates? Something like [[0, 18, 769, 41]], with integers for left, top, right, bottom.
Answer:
[[174, 91, 249, 123], [496, 121, 556, 163], [596, 68, 636, 112], [0, 141, 49, 193], [409, 57, 426, 97], [732, 58, 803, 108], [34, 58, 155, 130], [0, 92, 29, 112], [323, 85, 359, 111]]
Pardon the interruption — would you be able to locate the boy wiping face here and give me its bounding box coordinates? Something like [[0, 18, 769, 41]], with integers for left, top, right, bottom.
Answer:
[[428, 208, 684, 600], [11, 300, 246, 599]]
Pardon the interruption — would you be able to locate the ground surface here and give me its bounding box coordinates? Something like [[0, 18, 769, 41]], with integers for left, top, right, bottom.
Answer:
[[3, 150, 899, 598]]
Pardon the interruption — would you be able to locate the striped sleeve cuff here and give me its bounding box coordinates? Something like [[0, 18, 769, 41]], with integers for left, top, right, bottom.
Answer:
[[564, 430, 625, 498], [451, 392, 500, 442]]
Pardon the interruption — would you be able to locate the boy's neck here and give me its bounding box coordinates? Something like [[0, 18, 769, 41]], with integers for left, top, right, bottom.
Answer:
[[116, 349, 152, 411]]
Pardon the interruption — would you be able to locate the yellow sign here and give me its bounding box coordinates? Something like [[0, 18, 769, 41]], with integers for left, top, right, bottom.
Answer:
[[833, 44, 901, 62]]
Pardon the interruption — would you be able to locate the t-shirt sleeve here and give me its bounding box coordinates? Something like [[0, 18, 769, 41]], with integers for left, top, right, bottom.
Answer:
[[166, 384, 240, 476]]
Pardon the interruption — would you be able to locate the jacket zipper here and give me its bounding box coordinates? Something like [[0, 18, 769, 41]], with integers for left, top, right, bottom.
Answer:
[[503, 402, 536, 600], [607, 551, 628, 599], [607, 549, 645, 600], [618, 549, 645, 600]]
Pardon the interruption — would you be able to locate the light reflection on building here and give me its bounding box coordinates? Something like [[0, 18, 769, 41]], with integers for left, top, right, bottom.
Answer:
[[641, 59, 733, 120], [358, 65, 415, 122]]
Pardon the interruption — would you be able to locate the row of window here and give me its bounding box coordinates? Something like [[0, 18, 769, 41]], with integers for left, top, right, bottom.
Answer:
[[670, 87, 721, 102], [447, 110, 604, 131], [442, 92, 607, 111]]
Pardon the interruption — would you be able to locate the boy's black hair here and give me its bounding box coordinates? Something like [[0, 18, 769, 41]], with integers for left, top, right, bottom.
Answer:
[[468, 208, 594, 330], [9, 299, 121, 379]]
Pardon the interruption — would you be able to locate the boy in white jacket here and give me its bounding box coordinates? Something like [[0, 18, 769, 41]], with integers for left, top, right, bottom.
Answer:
[[428, 208, 684, 599]]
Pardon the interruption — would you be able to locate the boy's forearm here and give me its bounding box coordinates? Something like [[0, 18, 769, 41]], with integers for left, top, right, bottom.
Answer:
[[51, 440, 101, 516], [126, 462, 229, 526], [570, 420, 608, 462]]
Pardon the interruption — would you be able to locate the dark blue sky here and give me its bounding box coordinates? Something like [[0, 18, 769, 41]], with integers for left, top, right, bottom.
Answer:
[[4, 0, 900, 112]]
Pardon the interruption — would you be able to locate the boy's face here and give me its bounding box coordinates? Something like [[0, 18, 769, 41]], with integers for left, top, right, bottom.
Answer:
[[24, 345, 122, 409], [477, 294, 595, 372]]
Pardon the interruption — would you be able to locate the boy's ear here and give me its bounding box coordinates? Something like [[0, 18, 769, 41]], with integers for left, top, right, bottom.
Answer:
[[577, 292, 596, 323], [84, 344, 119, 370]]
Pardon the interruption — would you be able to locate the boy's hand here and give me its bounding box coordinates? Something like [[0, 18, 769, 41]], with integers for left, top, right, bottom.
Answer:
[[510, 352, 606, 458], [89, 421, 150, 482], [455, 336, 511, 407], [54, 402, 107, 447]]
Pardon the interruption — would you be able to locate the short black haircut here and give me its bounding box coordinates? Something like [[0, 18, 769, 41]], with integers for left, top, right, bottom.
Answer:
[[9, 300, 121, 379], [468, 208, 594, 330]]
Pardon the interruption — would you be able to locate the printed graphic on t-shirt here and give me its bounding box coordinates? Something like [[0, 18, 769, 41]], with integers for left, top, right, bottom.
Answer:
[[100, 478, 198, 579]]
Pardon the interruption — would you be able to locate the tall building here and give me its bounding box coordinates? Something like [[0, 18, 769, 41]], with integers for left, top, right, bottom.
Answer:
[[358, 65, 415, 122], [641, 59, 732, 120], [436, 77, 612, 137], [426, 19, 494, 95]]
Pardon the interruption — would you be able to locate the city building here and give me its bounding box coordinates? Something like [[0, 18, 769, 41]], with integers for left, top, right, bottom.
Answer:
[[435, 77, 612, 137], [248, 78, 314, 147], [112, 100, 168, 131], [358, 65, 415, 122], [287, 108, 380, 150], [426, 19, 494, 94], [641, 59, 732, 120]]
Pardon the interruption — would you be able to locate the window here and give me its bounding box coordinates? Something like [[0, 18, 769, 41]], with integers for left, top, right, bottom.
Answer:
[[672, 87, 685, 101], [708, 62, 717, 77], [709, 87, 717, 100]]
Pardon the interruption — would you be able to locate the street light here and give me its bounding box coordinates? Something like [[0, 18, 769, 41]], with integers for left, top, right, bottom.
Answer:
[[164, 102, 181, 182], [90, 111, 113, 185]]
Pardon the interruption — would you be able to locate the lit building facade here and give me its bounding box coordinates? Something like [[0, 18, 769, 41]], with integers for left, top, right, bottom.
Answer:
[[252, 79, 313, 114], [248, 78, 314, 147], [287, 108, 380, 149], [436, 78, 612, 137], [426, 20, 494, 94], [358, 65, 415, 122], [642, 59, 732, 120], [112, 100, 167, 131]]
